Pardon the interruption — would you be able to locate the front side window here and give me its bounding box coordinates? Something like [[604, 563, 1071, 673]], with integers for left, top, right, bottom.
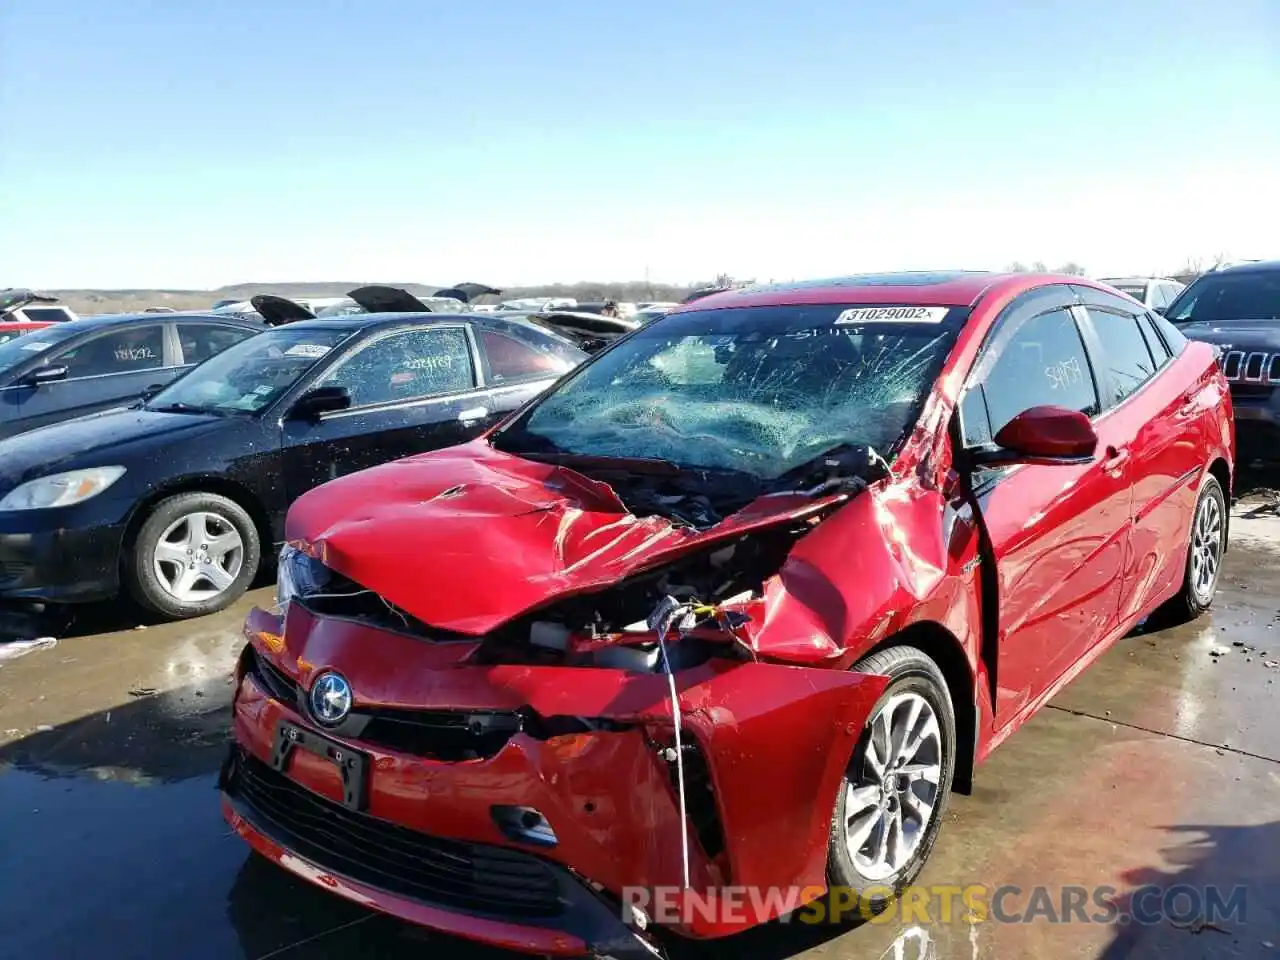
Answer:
[[317, 327, 475, 406], [54, 325, 166, 377], [966, 308, 1100, 445], [147, 325, 354, 415], [495, 303, 963, 479], [1086, 308, 1157, 404], [179, 323, 258, 366]]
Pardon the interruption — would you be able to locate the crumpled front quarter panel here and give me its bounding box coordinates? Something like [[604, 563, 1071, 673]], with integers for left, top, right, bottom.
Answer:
[[675, 663, 890, 900]]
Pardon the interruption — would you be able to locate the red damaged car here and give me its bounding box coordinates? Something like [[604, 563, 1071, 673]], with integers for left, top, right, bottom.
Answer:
[[221, 271, 1234, 957]]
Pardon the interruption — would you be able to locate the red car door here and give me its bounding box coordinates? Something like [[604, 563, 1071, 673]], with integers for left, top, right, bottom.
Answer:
[[957, 290, 1133, 726], [1075, 294, 1209, 624]]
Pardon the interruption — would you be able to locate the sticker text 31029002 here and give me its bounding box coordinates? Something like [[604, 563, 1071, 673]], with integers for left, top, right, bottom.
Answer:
[[834, 306, 949, 325]]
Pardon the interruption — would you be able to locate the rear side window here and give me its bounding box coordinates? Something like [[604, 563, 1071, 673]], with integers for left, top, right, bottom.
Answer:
[[479, 329, 569, 385], [1151, 311, 1188, 356], [1137, 313, 1171, 365], [1086, 308, 1157, 403], [963, 308, 1100, 445], [179, 323, 257, 365]]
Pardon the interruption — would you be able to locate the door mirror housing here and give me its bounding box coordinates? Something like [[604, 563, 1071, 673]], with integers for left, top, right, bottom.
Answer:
[[1153, 305, 1168, 316], [286, 385, 352, 421], [23, 364, 69, 386], [141, 383, 166, 402], [969, 405, 1098, 467]]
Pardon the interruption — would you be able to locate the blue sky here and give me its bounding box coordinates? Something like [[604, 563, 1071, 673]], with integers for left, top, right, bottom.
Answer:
[[1, 0, 1276, 288]]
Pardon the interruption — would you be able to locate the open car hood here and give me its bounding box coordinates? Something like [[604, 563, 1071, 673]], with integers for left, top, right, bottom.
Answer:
[[249, 294, 316, 326], [0, 288, 58, 316], [285, 441, 844, 636], [531, 311, 639, 352], [347, 285, 431, 313], [433, 282, 502, 303]]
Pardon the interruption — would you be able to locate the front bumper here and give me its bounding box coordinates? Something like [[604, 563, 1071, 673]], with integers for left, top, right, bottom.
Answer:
[[0, 511, 126, 602], [223, 604, 888, 950], [221, 746, 658, 959]]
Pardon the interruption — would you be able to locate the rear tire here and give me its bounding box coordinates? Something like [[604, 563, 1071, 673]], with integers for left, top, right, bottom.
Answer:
[[127, 492, 261, 620], [1157, 474, 1226, 625], [826, 645, 956, 914]]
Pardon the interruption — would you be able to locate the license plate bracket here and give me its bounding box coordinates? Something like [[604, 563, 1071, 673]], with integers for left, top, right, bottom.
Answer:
[[271, 720, 369, 811]]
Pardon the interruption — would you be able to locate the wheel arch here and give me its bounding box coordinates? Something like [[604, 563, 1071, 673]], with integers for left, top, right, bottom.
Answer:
[[121, 476, 274, 581], [1207, 456, 1231, 550], [862, 621, 977, 795]]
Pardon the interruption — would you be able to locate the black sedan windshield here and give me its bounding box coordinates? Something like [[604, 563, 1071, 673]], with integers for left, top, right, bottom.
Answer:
[[147, 326, 354, 414], [494, 304, 963, 480]]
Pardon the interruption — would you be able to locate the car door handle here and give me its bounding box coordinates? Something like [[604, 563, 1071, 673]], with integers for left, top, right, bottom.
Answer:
[[1103, 445, 1130, 474], [458, 406, 488, 423]]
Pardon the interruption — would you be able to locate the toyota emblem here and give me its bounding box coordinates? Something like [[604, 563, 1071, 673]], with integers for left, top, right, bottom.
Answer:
[[309, 671, 352, 725]]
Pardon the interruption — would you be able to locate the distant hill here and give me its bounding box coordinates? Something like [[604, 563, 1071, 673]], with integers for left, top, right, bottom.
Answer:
[[50, 280, 701, 316]]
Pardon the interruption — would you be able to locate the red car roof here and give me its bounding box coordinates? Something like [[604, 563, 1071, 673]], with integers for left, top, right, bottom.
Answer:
[[681, 271, 1104, 311]]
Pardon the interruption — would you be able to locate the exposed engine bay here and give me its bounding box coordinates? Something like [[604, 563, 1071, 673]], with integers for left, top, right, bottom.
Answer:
[[474, 522, 819, 670]]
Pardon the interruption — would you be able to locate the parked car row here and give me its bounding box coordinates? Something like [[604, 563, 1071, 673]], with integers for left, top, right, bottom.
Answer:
[[0, 310, 589, 618]]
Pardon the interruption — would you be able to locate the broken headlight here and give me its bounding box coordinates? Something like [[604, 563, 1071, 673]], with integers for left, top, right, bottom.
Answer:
[[276, 543, 330, 609]]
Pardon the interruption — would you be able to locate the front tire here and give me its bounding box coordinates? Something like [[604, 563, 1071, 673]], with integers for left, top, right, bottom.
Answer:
[[127, 492, 261, 620], [1158, 474, 1227, 625], [827, 645, 956, 912]]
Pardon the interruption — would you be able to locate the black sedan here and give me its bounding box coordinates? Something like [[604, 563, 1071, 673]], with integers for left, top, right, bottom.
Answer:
[[0, 312, 586, 620], [0, 311, 264, 440]]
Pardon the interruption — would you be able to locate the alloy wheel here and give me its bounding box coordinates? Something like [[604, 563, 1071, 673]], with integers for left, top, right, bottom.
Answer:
[[1189, 492, 1224, 606], [152, 511, 245, 602], [842, 691, 944, 882]]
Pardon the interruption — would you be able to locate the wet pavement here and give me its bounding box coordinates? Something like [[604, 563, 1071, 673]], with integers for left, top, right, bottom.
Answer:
[[2, 492, 1279, 959]]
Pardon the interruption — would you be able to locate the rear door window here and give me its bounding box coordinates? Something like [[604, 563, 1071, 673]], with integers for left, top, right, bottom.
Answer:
[[1137, 313, 1171, 365], [962, 308, 1100, 445], [1084, 308, 1158, 404]]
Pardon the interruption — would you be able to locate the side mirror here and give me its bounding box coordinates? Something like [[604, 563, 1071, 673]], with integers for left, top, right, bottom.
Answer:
[[141, 383, 165, 401], [1153, 306, 1168, 316], [286, 385, 351, 421], [24, 364, 69, 386], [971, 405, 1098, 466]]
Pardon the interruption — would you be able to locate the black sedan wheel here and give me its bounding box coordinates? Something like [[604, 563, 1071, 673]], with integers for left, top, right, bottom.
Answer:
[[127, 492, 261, 619]]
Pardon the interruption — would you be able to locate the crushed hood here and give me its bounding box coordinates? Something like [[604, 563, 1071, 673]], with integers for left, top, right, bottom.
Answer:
[[285, 441, 842, 635]]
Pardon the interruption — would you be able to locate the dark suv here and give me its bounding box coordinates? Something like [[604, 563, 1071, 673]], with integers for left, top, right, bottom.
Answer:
[[1166, 260, 1280, 458]]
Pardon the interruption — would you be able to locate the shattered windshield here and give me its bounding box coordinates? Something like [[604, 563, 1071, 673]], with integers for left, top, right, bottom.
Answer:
[[146, 326, 354, 414], [496, 303, 965, 480]]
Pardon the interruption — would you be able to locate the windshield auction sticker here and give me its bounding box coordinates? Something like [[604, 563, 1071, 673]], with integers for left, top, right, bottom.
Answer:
[[835, 306, 949, 324]]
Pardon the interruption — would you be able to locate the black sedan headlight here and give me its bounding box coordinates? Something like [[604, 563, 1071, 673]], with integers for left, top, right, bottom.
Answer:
[[276, 543, 331, 608]]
